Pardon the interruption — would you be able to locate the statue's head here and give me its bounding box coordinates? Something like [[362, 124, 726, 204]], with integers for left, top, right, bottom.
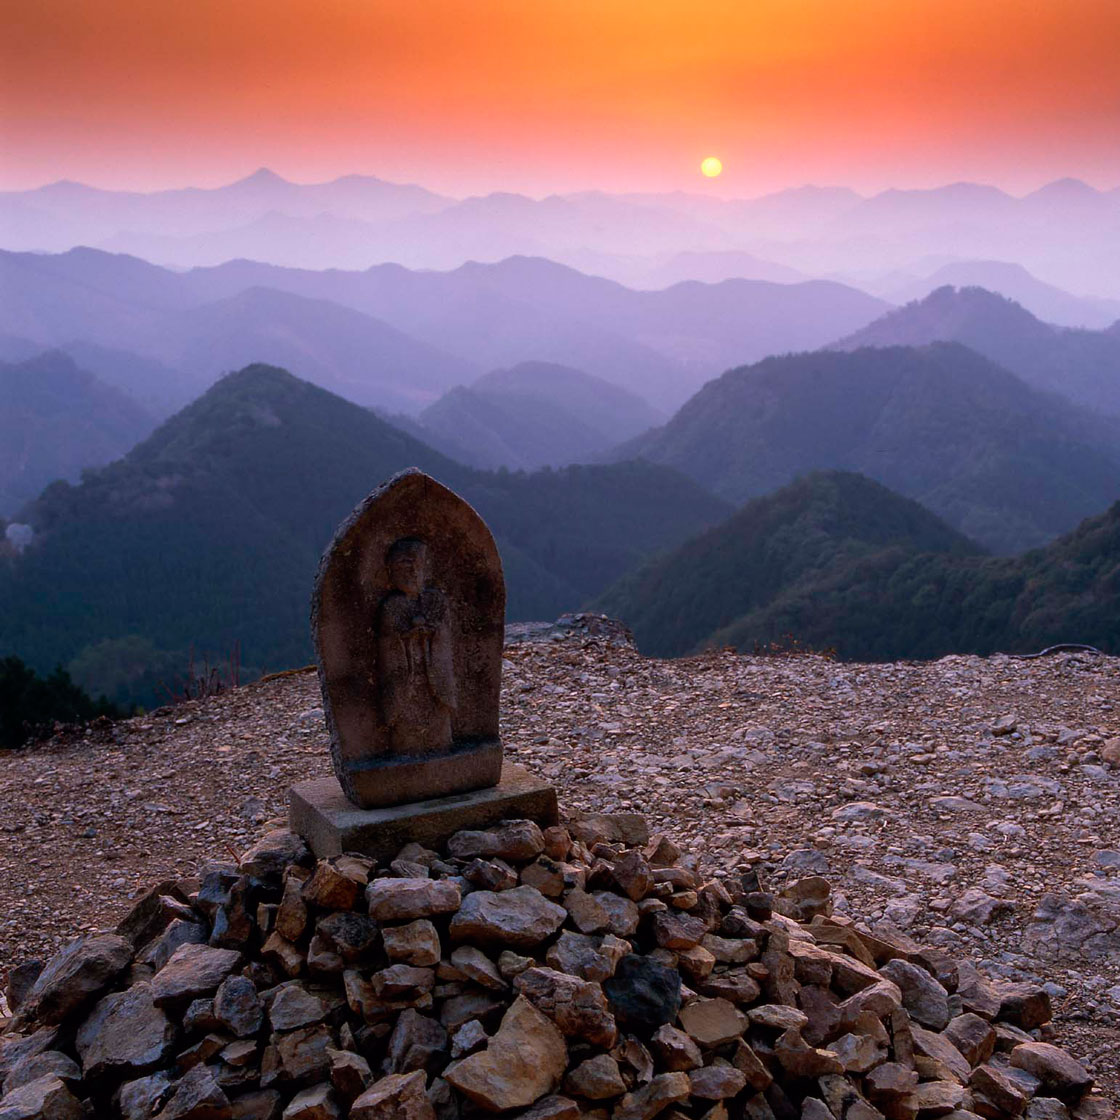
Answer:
[[386, 537, 427, 596]]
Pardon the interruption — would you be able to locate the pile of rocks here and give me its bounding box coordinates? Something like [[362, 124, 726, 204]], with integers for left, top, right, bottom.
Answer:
[[0, 812, 1109, 1120]]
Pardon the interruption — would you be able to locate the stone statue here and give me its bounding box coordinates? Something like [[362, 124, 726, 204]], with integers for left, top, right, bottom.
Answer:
[[311, 470, 505, 809], [376, 537, 456, 755]]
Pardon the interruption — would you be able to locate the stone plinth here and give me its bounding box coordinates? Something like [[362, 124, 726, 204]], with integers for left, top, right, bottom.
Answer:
[[290, 762, 558, 861]]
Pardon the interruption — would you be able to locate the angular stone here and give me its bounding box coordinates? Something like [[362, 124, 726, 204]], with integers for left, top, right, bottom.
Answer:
[[613, 1072, 692, 1120], [449, 946, 506, 991], [383, 921, 442, 967], [448, 821, 546, 863], [522, 858, 586, 899], [239, 830, 310, 882], [267, 984, 332, 1032], [997, 985, 1053, 1031], [449, 886, 566, 949], [651, 1025, 704, 1072], [912, 1027, 971, 1084], [292, 766, 558, 862], [969, 1062, 1032, 1115], [516, 1094, 580, 1120], [274, 1025, 334, 1085], [593, 891, 641, 936], [277, 875, 311, 943], [301, 860, 367, 911], [563, 891, 611, 934], [604, 955, 682, 1035], [350, 1071, 436, 1120], [612, 850, 655, 901], [678, 999, 748, 1047], [386, 1010, 449, 1074], [564, 1054, 627, 1100], [75, 981, 176, 1080], [445, 996, 567, 1111], [283, 1083, 341, 1120], [689, 1066, 747, 1100], [514, 967, 618, 1048], [545, 931, 626, 982], [880, 960, 950, 1030], [774, 1031, 843, 1078], [0, 1075, 83, 1120], [153, 1064, 230, 1119], [315, 912, 379, 965], [651, 912, 708, 950], [139, 919, 208, 973], [944, 1015, 996, 1068], [150, 943, 243, 1008], [22, 933, 132, 1025], [328, 1047, 372, 1099], [116, 882, 193, 949], [368, 878, 462, 922], [116, 1072, 174, 1120], [1010, 1044, 1093, 1101]]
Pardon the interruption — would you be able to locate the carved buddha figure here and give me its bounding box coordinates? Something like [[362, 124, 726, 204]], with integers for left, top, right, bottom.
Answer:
[[375, 537, 457, 756]]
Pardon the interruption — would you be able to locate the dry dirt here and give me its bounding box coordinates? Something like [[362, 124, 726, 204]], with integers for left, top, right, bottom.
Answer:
[[2, 630, 1119, 1099]]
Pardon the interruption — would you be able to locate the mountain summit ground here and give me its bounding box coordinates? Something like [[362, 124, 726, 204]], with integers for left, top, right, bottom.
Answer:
[[1, 628, 1119, 1099]]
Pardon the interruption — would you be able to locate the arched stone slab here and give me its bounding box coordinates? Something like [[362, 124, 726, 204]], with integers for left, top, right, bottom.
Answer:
[[312, 469, 505, 808]]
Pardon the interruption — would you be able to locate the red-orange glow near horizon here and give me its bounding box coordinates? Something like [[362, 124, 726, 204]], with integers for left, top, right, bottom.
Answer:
[[1, 0, 1118, 193]]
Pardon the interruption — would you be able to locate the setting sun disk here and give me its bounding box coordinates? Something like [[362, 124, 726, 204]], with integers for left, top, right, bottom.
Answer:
[[700, 156, 723, 178]]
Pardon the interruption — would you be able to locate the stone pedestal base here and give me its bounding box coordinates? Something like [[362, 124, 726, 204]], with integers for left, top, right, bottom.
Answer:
[[289, 762, 559, 861]]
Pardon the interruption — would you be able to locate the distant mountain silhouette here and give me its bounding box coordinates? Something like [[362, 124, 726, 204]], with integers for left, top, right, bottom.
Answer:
[[596, 471, 981, 656], [886, 262, 1120, 329], [0, 247, 888, 411], [417, 361, 663, 470], [0, 365, 729, 691], [0, 168, 452, 253], [0, 351, 154, 515], [834, 286, 1120, 414], [617, 342, 1120, 553], [4, 172, 1119, 296], [598, 469, 1120, 661]]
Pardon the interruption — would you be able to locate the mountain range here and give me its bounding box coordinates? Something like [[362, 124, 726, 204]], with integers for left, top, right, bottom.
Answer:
[[4, 170, 1120, 300], [834, 286, 1120, 415], [0, 246, 889, 412], [617, 341, 1120, 554], [0, 351, 154, 516], [598, 469, 1120, 662], [0, 364, 729, 703], [414, 362, 664, 471]]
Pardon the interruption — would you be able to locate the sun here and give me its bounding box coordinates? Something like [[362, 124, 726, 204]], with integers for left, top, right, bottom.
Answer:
[[700, 156, 723, 178]]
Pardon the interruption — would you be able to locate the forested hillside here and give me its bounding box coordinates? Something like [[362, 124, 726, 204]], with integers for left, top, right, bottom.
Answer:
[[0, 365, 729, 704], [0, 351, 154, 516], [599, 470, 1120, 662], [596, 471, 981, 656], [834, 286, 1120, 414], [619, 342, 1120, 553]]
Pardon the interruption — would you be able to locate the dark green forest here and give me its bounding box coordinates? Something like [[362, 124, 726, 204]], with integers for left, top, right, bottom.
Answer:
[[599, 470, 1120, 660], [619, 342, 1120, 554], [0, 365, 729, 704], [0, 657, 122, 749]]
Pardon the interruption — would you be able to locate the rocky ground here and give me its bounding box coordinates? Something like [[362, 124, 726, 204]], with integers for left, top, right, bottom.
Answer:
[[2, 623, 1119, 1100]]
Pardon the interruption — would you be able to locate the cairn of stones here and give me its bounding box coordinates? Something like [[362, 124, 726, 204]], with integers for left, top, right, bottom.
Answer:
[[0, 471, 1109, 1120]]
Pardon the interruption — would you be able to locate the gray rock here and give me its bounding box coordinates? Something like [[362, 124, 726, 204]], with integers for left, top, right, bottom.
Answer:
[[367, 879, 461, 923], [22, 933, 132, 1025], [449, 887, 566, 949], [0, 1074, 83, 1120], [213, 974, 264, 1037], [151, 943, 242, 1006], [75, 982, 176, 1080], [879, 958, 950, 1030]]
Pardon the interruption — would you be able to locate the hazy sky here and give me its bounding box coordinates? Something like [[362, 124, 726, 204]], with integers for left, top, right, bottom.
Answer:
[[2, 0, 1119, 196]]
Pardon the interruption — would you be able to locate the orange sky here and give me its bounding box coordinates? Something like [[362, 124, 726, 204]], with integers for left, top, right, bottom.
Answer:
[[2, 0, 1118, 195]]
